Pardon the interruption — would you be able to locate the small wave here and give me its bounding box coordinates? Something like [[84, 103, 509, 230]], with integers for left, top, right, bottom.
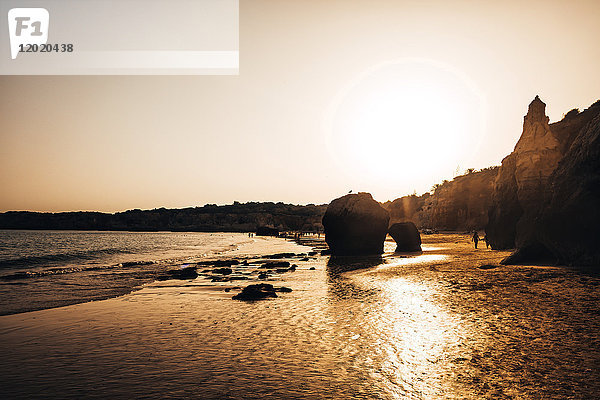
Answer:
[[0, 248, 132, 270], [0, 260, 157, 281], [0, 268, 83, 281]]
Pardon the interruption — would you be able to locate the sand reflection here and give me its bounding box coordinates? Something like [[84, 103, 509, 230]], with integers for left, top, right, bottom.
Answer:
[[325, 252, 462, 398]]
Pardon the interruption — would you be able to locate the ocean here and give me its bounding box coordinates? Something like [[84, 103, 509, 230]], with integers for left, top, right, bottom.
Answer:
[[1, 231, 600, 398], [0, 230, 255, 315]]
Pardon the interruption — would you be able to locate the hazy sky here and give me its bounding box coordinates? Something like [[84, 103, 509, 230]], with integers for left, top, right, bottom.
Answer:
[[1, 0, 600, 212]]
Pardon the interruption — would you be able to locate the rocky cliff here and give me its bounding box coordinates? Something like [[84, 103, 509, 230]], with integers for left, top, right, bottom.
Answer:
[[383, 167, 498, 231], [535, 111, 600, 266], [486, 97, 600, 267], [382, 193, 429, 226], [419, 167, 498, 230], [487, 96, 561, 249]]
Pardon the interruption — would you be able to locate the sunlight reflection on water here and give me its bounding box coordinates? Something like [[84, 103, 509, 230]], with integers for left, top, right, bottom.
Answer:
[[349, 271, 462, 398], [381, 253, 448, 268]]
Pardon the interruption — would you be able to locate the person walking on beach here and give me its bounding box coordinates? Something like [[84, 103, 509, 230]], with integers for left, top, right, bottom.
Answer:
[[472, 231, 480, 249], [483, 234, 489, 248]]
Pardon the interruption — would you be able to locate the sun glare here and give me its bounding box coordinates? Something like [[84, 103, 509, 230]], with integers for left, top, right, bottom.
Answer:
[[325, 59, 486, 199]]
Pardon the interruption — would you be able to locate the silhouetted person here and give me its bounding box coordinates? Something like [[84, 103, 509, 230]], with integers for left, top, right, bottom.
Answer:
[[483, 234, 489, 248], [472, 232, 480, 249]]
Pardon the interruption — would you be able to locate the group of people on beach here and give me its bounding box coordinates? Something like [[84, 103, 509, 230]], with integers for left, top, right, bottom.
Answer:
[[472, 231, 489, 249]]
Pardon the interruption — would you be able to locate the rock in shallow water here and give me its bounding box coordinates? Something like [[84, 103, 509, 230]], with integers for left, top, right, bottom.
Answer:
[[322, 192, 390, 256], [158, 266, 198, 280]]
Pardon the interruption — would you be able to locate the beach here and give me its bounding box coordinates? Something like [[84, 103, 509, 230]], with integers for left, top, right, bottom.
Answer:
[[1, 233, 600, 399]]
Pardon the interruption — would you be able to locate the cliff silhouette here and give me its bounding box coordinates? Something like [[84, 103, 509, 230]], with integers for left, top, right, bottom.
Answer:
[[487, 97, 600, 267], [0, 202, 326, 233]]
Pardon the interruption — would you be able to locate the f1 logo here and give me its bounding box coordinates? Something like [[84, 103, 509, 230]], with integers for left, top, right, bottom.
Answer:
[[8, 8, 49, 59]]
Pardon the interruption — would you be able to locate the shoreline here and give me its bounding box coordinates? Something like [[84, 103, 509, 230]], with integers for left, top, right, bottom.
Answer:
[[3, 233, 599, 399], [0, 234, 317, 317], [0, 232, 504, 320]]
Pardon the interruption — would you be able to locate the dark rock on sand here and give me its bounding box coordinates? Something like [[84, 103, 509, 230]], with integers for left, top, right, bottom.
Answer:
[[261, 261, 290, 269], [160, 266, 198, 280], [322, 192, 390, 256], [212, 267, 233, 275], [232, 283, 292, 300], [289, 264, 297, 271], [388, 222, 422, 252], [212, 260, 239, 268], [258, 272, 269, 280], [265, 252, 297, 259], [233, 283, 278, 300]]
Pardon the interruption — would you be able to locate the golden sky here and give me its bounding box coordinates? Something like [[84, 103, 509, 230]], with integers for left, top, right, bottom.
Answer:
[[1, 0, 599, 212]]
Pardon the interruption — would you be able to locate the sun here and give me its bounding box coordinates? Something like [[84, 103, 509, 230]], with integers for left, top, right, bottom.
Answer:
[[325, 59, 486, 199]]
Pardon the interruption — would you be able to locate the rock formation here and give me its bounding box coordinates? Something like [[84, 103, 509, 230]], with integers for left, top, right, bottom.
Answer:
[[486, 97, 600, 267], [535, 111, 600, 266], [322, 192, 390, 256], [383, 168, 497, 231], [487, 96, 562, 250], [419, 168, 498, 230], [388, 222, 422, 252]]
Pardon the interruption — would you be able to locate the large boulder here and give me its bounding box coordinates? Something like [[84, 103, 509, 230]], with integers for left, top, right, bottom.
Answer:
[[322, 192, 390, 256], [388, 222, 422, 252]]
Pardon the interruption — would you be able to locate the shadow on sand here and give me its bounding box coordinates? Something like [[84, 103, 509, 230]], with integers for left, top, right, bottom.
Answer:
[[326, 255, 384, 277]]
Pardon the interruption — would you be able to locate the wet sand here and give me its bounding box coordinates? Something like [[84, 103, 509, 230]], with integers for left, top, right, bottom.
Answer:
[[1, 234, 599, 399]]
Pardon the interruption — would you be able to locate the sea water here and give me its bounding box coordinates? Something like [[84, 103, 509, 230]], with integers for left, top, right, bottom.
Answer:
[[0, 230, 254, 315], [1, 232, 600, 399]]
